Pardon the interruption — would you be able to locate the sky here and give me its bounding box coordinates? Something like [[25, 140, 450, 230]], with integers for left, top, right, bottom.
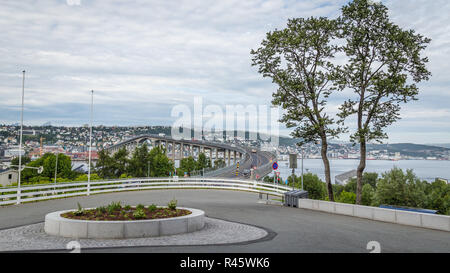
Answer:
[[0, 0, 449, 144]]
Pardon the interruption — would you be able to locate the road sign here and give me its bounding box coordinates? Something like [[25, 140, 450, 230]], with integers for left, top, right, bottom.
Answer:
[[272, 162, 278, 170], [289, 153, 297, 169]]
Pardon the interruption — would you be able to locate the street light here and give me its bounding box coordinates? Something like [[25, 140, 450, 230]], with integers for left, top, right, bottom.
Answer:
[[17, 70, 25, 204], [54, 151, 58, 193], [87, 90, 93, 196]]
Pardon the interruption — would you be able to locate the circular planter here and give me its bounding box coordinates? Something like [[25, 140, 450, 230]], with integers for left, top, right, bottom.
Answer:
[[44, 207, 205, 239]]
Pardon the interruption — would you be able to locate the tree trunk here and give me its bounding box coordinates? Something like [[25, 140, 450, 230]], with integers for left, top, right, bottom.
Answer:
[[320, 136, 334, 201], [356, 139, 366, 204]]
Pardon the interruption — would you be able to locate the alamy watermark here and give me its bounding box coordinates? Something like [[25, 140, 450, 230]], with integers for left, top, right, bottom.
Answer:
[[170, 97, 280, 148]]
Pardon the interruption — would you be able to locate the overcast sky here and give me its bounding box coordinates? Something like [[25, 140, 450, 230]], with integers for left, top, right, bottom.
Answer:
[[0, 0, 449, 144]]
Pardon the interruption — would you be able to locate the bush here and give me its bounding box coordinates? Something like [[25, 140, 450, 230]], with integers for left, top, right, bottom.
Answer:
[[133, 208, 146, 219], [107, 201, 122, 214], [361, 184, 375, 206], [374, 168, 427, 208], [148, 204, 157, 211], [338, 191, 356, 204], [96, 206, 107, 214], [136, 204, 145, 210], [168, 199, 177, 210]]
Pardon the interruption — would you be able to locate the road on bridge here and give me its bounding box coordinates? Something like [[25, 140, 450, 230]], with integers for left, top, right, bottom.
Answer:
[[210, 149, 272, 179]]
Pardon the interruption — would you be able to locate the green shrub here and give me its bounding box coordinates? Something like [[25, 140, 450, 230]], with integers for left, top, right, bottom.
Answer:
[[338, 191, 356, 204], [136, 204, 145, 210], [124, 205, 132, 210], [168, 199, 177, 210], [74, 202, 84, 216], [148, 204, 157, 211], [96, 206, 107, 214], [107, 201, 122, 214], [133, 208, 146, 219]]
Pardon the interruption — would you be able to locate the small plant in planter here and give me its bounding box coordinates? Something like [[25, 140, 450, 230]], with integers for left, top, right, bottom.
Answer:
[[96, 206, 107, 214], [148, 204, 157, 211], [168, 199, 177, 210], [61, 199, 191, 221], [133, 208, 146, 219], [74, 202, 84, 216]]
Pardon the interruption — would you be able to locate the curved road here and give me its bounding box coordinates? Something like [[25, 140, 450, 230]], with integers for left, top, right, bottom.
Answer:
[[0, 189, 449, 253], [212, 149, 273, 179]]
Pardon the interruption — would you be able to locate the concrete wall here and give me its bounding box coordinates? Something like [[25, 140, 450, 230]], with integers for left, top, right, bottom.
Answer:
[[297, 199, 450, 232]]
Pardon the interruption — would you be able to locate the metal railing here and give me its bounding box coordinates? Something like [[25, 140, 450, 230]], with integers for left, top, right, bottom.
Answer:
[[0, 177, 292, 206]]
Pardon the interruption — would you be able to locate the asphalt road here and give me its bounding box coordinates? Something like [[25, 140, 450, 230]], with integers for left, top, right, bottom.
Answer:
[[1, 189, 449, 253], [216, 150, 272, 179]]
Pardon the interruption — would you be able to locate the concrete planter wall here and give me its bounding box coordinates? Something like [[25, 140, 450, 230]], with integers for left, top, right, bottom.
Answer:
[[298, 199, 450, 232], [44, 207, 205, 239]]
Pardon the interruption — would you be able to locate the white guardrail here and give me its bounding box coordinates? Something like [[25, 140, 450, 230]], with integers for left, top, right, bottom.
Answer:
[[0, 177, 292, 206]]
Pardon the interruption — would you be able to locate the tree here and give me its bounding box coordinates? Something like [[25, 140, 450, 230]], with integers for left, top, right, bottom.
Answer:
[[288, 173, 327, 200], [112, 147, 129, 177], [179, 156, 196, 176], [336, 0, 431, 204], [251, 17, 345, 201], [373, 168, 427, 208], [425, 179, 450, 215], [361, 184, 375, 206], [213, 159, 226, 169], [128, 144, 151, 177], [196, 153, 209, 171], [96, 149, 116, 178], [42, 153, 73, 179], [10, 156, 31, 169]]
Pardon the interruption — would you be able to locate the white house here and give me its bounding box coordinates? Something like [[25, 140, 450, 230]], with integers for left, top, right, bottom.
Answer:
[[0, 169, 18, 187]]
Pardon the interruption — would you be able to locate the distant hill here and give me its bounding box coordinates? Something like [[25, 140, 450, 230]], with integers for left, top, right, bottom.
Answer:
[[427, 143, 450, 149], [367, 143, 450, 158]]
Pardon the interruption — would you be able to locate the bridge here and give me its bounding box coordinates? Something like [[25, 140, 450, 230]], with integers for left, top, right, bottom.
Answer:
[[106, 134, 245, 165], [105, 134, 276, 179]]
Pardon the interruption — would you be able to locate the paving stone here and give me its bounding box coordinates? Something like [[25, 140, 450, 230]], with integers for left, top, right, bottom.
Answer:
[[0, 217, 268, 252]]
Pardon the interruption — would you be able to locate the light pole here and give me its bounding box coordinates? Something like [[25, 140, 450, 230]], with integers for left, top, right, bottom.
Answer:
[[17, 70, 25, 205], [147, 161, 150, 177], [301, 146, 304, 191], [87, 90, 93, 196], [53, 151, 58, 193]]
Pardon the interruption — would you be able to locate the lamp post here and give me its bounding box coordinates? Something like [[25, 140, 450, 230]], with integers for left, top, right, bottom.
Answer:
[[53, 151, 58, 194], [301, 147, 304, 191], [87, 90, 93, 196], [17, 70, 25, 205]]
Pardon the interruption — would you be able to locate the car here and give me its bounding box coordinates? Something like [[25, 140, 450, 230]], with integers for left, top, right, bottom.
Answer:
[[242, 169, 251, 177]]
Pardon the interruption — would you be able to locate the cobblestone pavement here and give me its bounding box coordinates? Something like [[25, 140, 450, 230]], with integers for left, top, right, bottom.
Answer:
[[0, 217, 268, 252]]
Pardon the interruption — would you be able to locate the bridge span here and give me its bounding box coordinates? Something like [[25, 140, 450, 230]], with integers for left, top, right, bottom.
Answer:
[[105, 134, 276, 179], [106, 134, 245, 167]]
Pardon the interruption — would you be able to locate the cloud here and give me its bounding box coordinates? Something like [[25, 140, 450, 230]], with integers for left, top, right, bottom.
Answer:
[[0, 0, 449, 143]]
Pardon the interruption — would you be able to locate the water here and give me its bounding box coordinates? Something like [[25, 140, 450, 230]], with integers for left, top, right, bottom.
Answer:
[[275, 159, 450, 183]]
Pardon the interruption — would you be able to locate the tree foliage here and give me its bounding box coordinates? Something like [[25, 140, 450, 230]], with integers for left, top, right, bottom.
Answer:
[[251, 17, 346, 201], [335, 0, 431, 204]]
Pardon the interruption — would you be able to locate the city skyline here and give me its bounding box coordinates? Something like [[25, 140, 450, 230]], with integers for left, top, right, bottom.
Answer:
[[0, 0, 449, 144]]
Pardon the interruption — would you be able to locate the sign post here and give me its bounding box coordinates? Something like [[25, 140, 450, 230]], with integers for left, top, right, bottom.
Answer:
[[272, 162, 278, 184], [289, 153, 297, 190]]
